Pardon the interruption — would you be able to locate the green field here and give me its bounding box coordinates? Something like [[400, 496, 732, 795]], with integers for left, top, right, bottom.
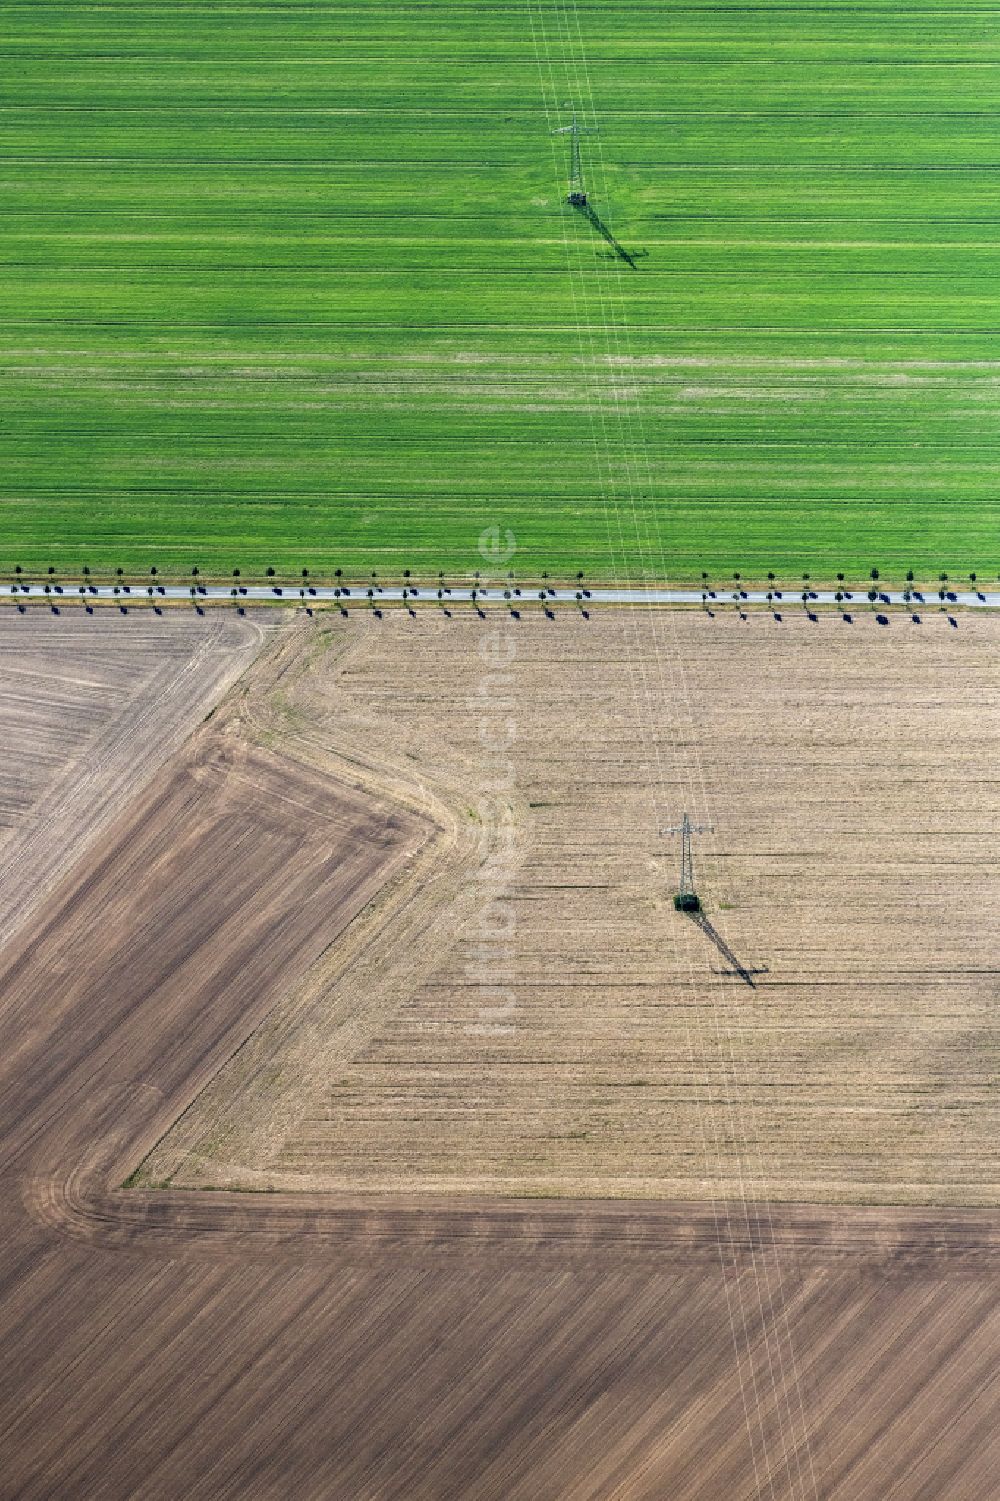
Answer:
[[2, 0, 998, 583]]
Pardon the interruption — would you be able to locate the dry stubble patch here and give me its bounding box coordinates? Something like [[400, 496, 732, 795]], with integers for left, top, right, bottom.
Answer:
[[154, 607, 1000, 1207]]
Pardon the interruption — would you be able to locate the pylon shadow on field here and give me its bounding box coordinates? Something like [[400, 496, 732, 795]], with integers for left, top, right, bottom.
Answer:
[[573, 202, 638, 269], [686, 910, 767, 990]]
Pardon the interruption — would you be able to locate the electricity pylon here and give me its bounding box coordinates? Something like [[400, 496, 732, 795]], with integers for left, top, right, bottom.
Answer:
[[660, 813, 713, 912], [552, 111, 597, 205]]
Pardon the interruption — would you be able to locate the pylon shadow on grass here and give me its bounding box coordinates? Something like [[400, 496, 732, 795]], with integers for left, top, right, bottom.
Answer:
[[573, 202, 638, 269]]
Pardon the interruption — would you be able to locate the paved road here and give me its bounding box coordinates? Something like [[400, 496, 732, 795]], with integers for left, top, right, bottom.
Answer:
[[9, 581, 1000, 609]]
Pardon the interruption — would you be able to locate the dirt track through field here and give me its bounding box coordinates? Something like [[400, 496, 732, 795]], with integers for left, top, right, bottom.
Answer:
[[0, 611, 998, 1499]]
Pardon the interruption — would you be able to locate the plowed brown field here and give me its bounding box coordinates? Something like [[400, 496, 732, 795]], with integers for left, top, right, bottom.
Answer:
[[0, 609, 263, 947], [0, 607, 998, 1500]]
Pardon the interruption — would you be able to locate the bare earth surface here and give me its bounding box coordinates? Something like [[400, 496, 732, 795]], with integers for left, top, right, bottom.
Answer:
[[150, 608, 1000, 1207], [0, 610, 265, 949], [0, 607, 998, 1499]]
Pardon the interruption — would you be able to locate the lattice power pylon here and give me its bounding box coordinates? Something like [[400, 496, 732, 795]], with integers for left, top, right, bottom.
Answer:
[[552, 111, 598, 205], [660, 813, 713, 912]]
